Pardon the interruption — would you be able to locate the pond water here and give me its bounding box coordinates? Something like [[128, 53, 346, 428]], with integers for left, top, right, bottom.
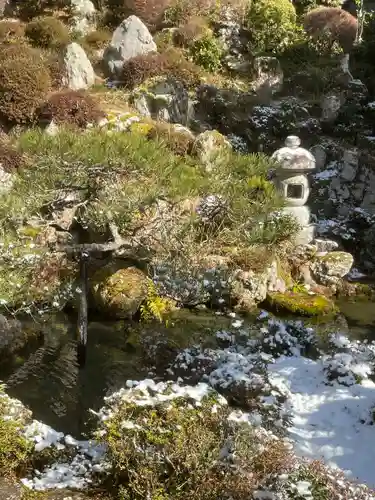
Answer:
[[1, 301, 375, 439]]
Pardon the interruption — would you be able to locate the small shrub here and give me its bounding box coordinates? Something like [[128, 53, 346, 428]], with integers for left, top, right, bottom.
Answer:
[[25, 16, 70, 49], [104, 0, 173, 30], [303, 7, 358, 53], [121, 48, 202, 89], [15, 0, 72, 22], [148, 122, 194, 155], [154, 28, 175, 50], [292, 0, 341, 17], [164, 0, 219, 25], [174, 16, 209, 46], [246, 0, 298, 54], [83, 29, 112, 50], [0, 20, 25, 42], [189, 32, 224, 72], [38, 90, 104, 128], [42, 50, 65, 90], [0, 142, 25, 172], [0, 43, 51, 124]]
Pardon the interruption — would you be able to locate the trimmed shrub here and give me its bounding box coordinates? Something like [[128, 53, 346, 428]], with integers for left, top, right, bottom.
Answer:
[[174, 16, 209, 47], [104, 0, 173, 30], [38, 90, 105, 128], [121, 48, 202, 89], [246, 0, 297, 54], [0, 20, 25, 42], [292, 0, 341, 17], [25, 16, 70, 48], [0, 43, 51, 124], [189, 32, 224, 72], [303, 7, 358, 53]]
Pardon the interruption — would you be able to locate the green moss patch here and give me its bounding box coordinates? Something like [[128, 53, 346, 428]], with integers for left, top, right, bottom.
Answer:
[[265, 291, 339, 317]]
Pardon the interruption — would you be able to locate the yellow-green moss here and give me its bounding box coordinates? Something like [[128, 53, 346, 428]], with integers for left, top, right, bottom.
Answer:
[[265, 291, 339, 317], [0, 395, 33, 478], [129, 121, 155, 136]]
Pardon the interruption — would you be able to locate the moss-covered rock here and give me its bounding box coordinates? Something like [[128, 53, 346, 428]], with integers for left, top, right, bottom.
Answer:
[[265, 291, 339, 317], [90, 265, 148, 319]]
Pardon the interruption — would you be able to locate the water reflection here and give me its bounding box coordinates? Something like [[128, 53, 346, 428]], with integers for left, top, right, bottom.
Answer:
[[0, 317, 146, 438]]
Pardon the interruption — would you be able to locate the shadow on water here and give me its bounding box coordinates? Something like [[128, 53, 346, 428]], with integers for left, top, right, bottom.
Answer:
[[1, 299, 375, 439], [0, 316, 147, 439], [336, 299, 375, 342]]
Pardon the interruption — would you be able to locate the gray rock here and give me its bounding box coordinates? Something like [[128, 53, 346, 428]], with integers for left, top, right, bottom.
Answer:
[[0, 164, 14, 193], [252, 56, 283, 99], [192, 130, 232, 172], [310, 144, 327, 171], [104, 15, 157, 78], [311, 251, 354, 286], [71, 0, 96, 35], [321, 94, 345, 123], [313, 238, 339, 252], [340, 149, 358, 181], [62, 42, 95, 90]]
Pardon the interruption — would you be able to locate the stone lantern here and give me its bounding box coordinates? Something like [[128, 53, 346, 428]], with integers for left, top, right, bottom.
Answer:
[[271, 135, 316, 245]]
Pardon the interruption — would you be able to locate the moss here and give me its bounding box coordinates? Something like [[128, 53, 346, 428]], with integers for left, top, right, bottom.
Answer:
[[0, 396, 33, 478], [320, 251, 350, 264], [265, 291, 339, 317], [90, 265, 148, 319], [129, 121, 155, 136]]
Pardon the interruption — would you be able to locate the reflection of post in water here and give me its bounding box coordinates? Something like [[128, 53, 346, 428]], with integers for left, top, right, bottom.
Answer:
[[77, 250, 89, 368]]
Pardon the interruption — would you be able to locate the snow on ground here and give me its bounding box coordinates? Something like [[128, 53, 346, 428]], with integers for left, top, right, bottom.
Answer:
[[4, 313, 375, 492], [268, 354, 375, 487]]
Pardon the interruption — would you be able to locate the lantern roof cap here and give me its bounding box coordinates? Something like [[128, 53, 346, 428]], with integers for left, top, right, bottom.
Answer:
[[271, 135, 316, 171]]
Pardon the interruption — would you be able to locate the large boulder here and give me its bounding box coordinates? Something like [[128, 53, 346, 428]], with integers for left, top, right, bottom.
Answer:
[[104, 15, 157, 78], [62, 42, 95, 90], [90, 265, 148, 318], [70, 0, 96, 35]]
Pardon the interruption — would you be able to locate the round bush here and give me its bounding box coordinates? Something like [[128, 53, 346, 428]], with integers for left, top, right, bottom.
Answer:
[[174, 16, 210, 47], [246, 0, 297, 54], [292, 0, 341, 17], [0, 44, 51, 124], [25, 16, 70, 49], [189, 32, 224, 72], [104, 0, 172, 30], [121, 48, 202, 89], [38, 90, 105, 128]]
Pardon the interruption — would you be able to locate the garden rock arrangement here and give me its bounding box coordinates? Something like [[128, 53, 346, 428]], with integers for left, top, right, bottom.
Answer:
[[0, 0, 375, 496]]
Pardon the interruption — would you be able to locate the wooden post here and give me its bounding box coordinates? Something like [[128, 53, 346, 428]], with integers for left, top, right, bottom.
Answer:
[[77, 250, 89, 368]]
